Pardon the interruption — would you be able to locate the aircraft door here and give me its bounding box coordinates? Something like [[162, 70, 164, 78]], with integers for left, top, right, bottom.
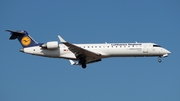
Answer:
[[143, 44, 148, 53]]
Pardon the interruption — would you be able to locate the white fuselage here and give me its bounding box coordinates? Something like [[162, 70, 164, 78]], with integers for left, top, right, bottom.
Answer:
[[21, 43, 170, 60]]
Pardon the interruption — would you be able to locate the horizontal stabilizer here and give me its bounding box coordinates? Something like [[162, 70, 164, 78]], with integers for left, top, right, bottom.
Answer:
[[5, 30, 26, 40], [5, 30, 24, 34]]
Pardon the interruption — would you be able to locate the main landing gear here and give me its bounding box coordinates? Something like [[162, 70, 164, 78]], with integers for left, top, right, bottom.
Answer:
[[78, 55, 87, 69], [80, 60, 86, 69], [81, 63, 86, 69]]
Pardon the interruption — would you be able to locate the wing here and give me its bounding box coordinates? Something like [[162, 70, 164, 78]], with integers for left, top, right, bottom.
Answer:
[[58, 35, 101, 63]]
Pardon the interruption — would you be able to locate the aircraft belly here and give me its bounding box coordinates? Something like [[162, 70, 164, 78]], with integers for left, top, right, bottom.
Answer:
[[23, 47, 61, 58], [60, 53, 76, 60]]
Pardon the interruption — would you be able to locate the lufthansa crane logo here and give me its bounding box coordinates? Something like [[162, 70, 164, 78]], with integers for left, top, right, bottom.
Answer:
[[21, 36, 31, 46]]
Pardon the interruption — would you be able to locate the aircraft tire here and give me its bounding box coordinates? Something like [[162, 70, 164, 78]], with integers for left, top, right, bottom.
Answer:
[[82, 64, 86, 69], [158, 59, 162, 63]]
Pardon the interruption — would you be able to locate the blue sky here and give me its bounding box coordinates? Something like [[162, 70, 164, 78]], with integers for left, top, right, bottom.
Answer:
[[0, 0, 180, 101]]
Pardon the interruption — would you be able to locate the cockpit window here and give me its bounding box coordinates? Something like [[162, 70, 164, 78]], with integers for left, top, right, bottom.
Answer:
[[153, 45, 161, 47]]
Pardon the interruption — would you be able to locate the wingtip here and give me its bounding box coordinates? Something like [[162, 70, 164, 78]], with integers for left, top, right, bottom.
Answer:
[[58, 35, 66, 43]]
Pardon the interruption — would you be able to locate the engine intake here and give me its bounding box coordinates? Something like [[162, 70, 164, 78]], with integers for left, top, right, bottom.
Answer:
[[41, 41, 59, 50]]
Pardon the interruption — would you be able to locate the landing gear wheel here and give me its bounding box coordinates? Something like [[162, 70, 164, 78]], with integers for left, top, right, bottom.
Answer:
[[158, 59, 162, 63], [82, 63, 86, 69]]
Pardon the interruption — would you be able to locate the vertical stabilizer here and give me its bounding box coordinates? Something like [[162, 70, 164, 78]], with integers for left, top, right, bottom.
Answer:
[[5, 30, 39, 48]]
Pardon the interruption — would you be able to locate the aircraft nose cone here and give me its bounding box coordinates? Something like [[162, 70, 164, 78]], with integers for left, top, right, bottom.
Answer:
[[166, 50, 171, 54]]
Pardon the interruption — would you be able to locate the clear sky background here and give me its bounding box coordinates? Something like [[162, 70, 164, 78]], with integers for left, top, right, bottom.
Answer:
[[0, 0, 180, 101]]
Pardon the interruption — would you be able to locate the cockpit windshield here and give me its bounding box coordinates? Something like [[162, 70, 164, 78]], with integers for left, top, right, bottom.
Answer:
[[153, 45, 161, 47]]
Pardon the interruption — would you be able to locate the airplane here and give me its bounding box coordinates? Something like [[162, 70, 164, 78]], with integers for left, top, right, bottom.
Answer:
[[5, 30, 171, 69]]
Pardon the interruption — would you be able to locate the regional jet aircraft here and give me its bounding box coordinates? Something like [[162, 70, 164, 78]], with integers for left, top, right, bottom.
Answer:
[[6, 30, 171, 68]]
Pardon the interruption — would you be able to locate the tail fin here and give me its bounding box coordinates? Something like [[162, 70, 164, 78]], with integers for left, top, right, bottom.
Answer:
[[5, 30, 39, 48]]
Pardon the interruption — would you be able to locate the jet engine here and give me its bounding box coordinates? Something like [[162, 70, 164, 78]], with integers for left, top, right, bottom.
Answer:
[[41, 41, 59, 49]]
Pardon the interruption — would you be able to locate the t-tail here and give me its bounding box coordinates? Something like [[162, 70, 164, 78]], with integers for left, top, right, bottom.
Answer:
[[5, 30, 39, 48]]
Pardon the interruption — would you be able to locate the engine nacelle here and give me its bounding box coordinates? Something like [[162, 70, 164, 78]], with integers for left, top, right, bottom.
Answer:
[[41, 41, 59, 50]]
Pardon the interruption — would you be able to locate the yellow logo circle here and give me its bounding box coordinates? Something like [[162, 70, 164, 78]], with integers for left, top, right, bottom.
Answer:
[[21, 36, 31, 46]]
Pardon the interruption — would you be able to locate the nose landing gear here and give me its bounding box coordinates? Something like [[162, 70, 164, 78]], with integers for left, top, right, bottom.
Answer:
[[158, 56, 162, 63], [158, 58, 162, 63]]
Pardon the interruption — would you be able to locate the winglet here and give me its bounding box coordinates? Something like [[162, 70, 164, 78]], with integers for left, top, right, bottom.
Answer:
[[58, 35, 66, 43]]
